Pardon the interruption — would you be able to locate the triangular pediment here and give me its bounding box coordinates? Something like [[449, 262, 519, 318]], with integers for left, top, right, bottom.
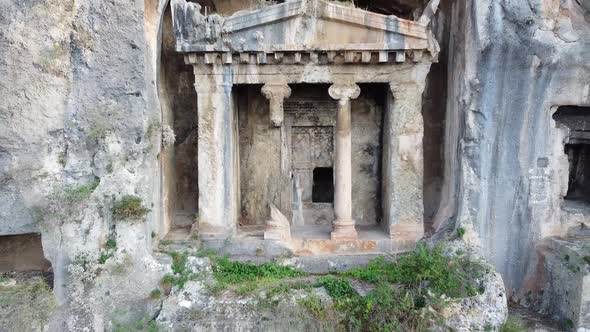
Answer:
[[172, 0, 434, 53]]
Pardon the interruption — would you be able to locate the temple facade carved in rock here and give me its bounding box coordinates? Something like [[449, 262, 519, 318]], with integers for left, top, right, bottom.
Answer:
[[169, 0, 440, 254]]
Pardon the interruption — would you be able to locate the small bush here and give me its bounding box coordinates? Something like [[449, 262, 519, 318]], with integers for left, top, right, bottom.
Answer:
[[106, 239, 117, 250], [113, 195, 150, 220], [63, 179, 100, 203], [98, 251, 113, 265], [149, 289, 162, 300], [327, 245, 488, 331], [457, 227, 466, 238], [162, 251, 200, 289], [317, 276, 356, 301], [345, 244, 485, 298]]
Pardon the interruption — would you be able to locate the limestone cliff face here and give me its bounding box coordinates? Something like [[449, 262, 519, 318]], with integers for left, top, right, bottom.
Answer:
[[436, 0, 590, 293], [0, 0, 170, 328], [0, 0, 161, 234], [0, 0, 589, 328]]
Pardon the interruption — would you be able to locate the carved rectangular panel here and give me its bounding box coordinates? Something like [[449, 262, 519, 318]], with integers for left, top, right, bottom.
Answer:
[[291, 126, 333, 170]]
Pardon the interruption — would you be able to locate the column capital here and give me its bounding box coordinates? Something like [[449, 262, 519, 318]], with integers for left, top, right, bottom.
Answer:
[[328, 83, 361, 102], [261, 83, 291, 127], [261, 83, 292, 101]]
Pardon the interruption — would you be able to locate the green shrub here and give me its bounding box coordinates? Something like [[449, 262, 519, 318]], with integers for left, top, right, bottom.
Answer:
[[106, 239, 117, 250], [63, 179, 100, 203], [457, 227, 466, 238], [317, 276, 356, 301], [162, 251, 199, 289], [113, 195, 150, 220], [98, 251, 113, 264], [324, 245, 488, 331], [345, 244, 485, 298]]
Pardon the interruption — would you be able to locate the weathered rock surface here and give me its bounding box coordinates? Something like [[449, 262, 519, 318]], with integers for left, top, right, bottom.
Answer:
[[156, 257, 338, 331], [441, 271, 508, 331], [538, 233, 590, 331], [156, 255, 508, 332], [0, 0, 589, 330], [434, 0, 590, 296]]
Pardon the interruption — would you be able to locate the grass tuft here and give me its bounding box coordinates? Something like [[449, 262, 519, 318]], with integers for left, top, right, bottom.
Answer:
[[207, 257, 305, 295], [0, 276, 56, 330], [113, 195, 150, 220]]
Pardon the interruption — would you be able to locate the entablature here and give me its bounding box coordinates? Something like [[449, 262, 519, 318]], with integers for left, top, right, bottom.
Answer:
[[171, 0, 440, 60]]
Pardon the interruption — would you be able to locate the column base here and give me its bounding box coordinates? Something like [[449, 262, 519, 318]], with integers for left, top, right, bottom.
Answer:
[[331, 220, 358, 240]]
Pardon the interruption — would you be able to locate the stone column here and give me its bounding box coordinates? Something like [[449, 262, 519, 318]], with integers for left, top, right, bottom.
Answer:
[[383, 82, 425, 247], [261, 83, 291, 127], [328, 83, 361, 240], [193, 65, 237, 240]]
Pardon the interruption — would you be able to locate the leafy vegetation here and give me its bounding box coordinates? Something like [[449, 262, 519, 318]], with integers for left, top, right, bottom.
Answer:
[[499, 316, 526, 332], [300, 245, 488, 331], [113, 195, 150, 220], [160, 251, 200, 289], [317, 275, 356, 300], [106, 239, 117, 250], [49, 179, 100, 206], [149, 244, 489, 331], [40, 179, 100, 225], [457, 227, 466, 238], [210, 256, 305, 294], [98, 251, 112, 265], [344, 244, 485, 298], [296, 293, 330, 320], [112, 316, 159, 332], [98, 238, 117, 264]]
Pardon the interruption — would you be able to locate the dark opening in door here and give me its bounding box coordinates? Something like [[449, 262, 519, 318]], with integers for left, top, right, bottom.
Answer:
[[312, 167, 334, 203]]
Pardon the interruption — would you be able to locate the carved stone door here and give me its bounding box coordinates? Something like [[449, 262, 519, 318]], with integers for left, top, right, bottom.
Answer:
[[291, 126, 335, 226]]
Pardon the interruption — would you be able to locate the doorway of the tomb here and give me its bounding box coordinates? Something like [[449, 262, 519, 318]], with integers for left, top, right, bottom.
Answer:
[[553, 106, 590, 206], [290, 123, 335, 226], [237, 83, 384, 230]]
